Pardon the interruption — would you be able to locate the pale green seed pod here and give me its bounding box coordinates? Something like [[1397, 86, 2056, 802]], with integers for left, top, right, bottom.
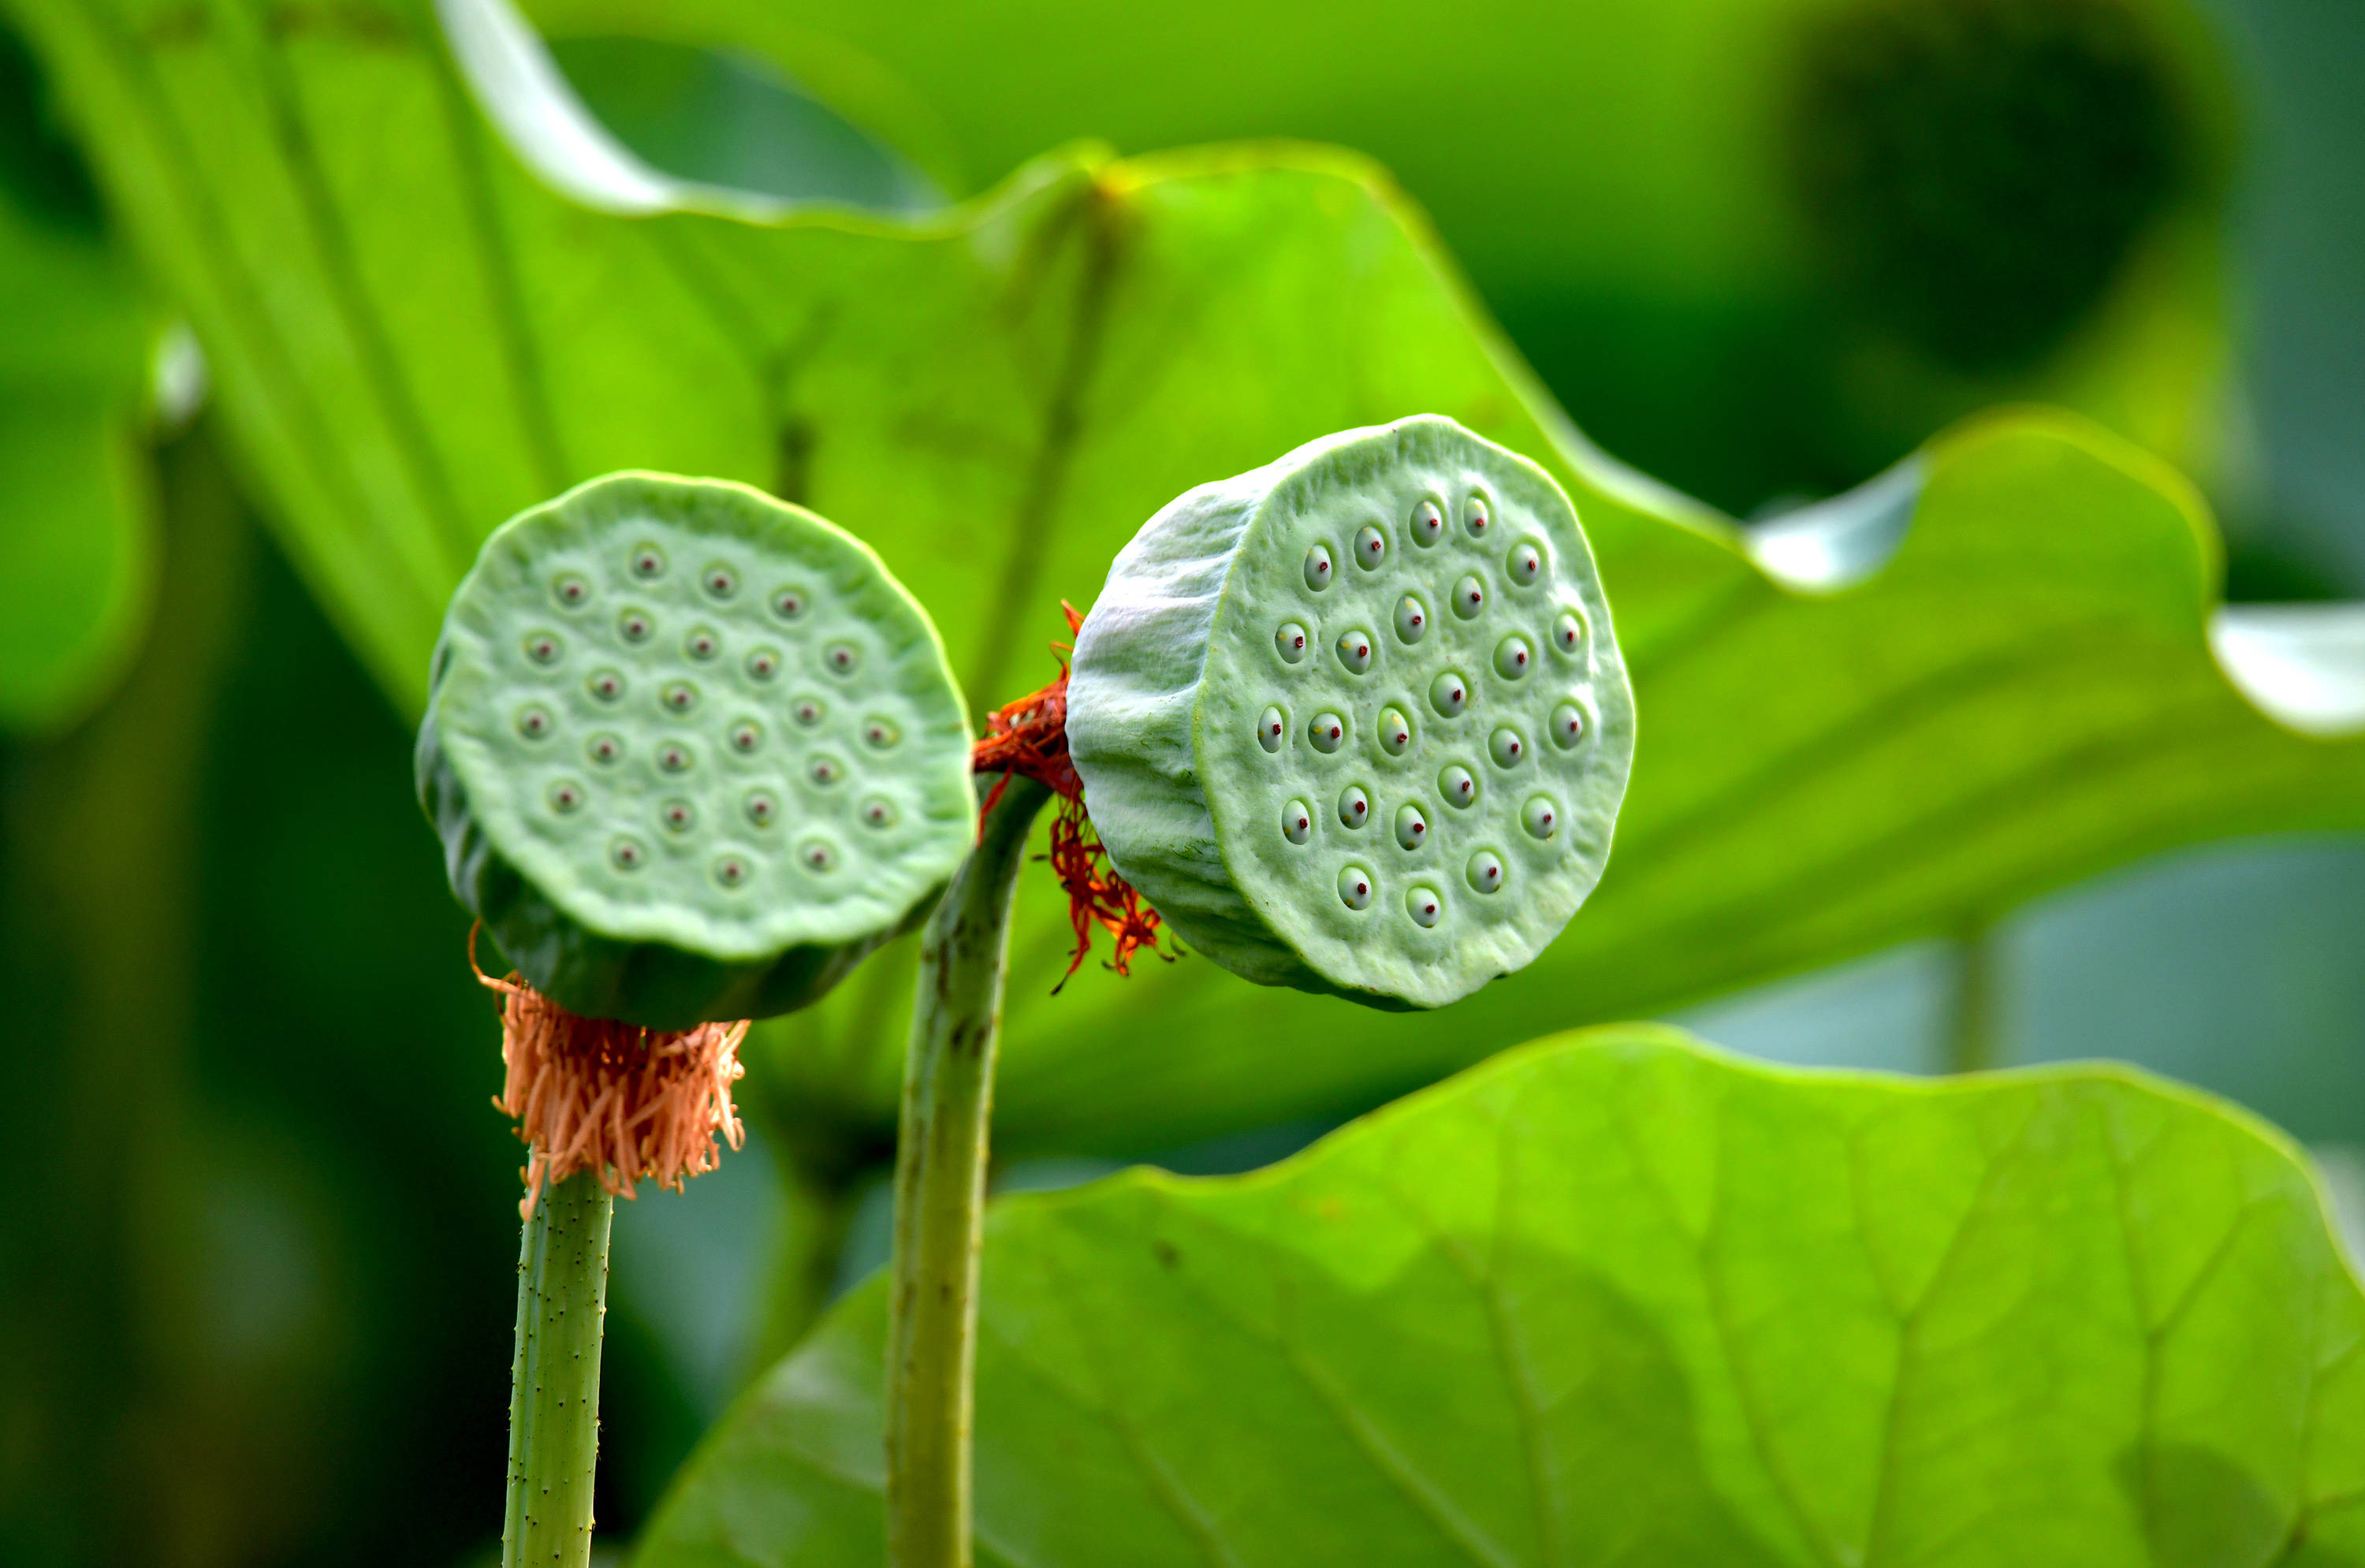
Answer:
[[416, 473, 974, 1029], [1067, 416, 1634, 1010]]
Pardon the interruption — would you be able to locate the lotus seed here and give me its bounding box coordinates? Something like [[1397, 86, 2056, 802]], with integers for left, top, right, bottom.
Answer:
[[825, 642, 861, 676], [525, 631, 563, 665], [713, 854, 749, 888], [1439, 765, 1477, 807], [728, 721, 762, 754], [863, 718, 901, 750], [1410, 499, 1444, 546], [587, 669, 624, 702], [1553, 613, 1583, 656], [1551, 702, 1586, 747], [661, 799, 696, 832], [661, 680, 698, 714], [1354, 525, 1387, 570], [1405, 885, 1442, 927], [1309, 712, 1346, 753], [587, 732, 623, 765], [1378, 707, 1412, 755], [810, 755, 844, 786], [516, 706, 553, 739], [1305, 545, 1334, 590], [745, 791, 777, 827], [1522, 795, 1559, 839], [1489, 727, 1525, 768], [1336, 631, 1373, 675], [611, 836, 646, 870], [1276, 622, 1309, 664], [1338, 865, 1375, 910], [1507, 541, 1543, 586], [1495, 635, 1533, 679], [1452, 575, 1486, 620], [619, 609, 653, 642], [1463, 495, 1491, 537], [861, 798, 897, 829], [746, 646, 781, 680], [1466, 851, 1504, 894], [1281, 799, 1313, 844], [1257, 706, 1286, 752], [1429, 672, 1468, 717], [802, 840, 838, 873], [631, 546, 667, 579], [657, 742, 693, 773], [793, 697, 825, 726], [684, 627, 720, 661], [554, 575, 590, 606], [1338, 785, 1370, 828], [1393, 595, 1428, 645], [772, 588, 806, 620], [702, 564, 738, 599], [1394, 803, 1429, 850], [547, 780, 583, 814]]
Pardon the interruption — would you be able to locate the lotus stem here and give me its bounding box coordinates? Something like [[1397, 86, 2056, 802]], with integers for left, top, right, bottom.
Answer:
[[502, 1168, 613, 1568]]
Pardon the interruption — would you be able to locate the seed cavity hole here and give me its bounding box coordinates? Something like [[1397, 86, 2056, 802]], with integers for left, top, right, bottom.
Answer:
[[1439, 765, 1477, 807], [1281, 799, 1313, 845], [1554, 613, 1585, 656], [772, 588, 808, 620], [685, 627, 721, 661], [1257, 706, 1287, 753], [1394, 595, 1428, 645], [611, 836, 646, 870], [1507, 541, 1543, 586], [1494, 635, 1533, 680], [861, 798, 898, 829], [713, 854, 750, 888], [1523, 795, 1559, 840], [702, 564, 739, 600], [745, 646, 781, 681], [630, 545, 666, 579], [864, 718, 901, 750], [810, 755, 844, 787], [587, 669, 625, 702], [745, 791, 778, 827], [1394, 803, 1429, 851], [1489, 727, 1526, 769], [661, 681, 699, 714], [1551, 702, 1588, 747], [618, 609, 654, 643], [657, 742, 694, 773], [546, 779, 584, 814], [516, 706, 553, 739], [524, 631, 564, 665], [1410, 499, 1444, 547], [554, 575, 590, 607], [1309, 712, 1346, 754], [1354, 525, 1387, 570], [1338, 865, 1375, 911], [1466, 851, 1505, 895], [801, 839, 839, 873], [1336, 631, 1373, 675], [661, 799, 696, 833], [1304, 545, 1335, 591], [1452, 575, 1486, 620], [1429, 672, 1468, 717], [1405, 885, 1443, 927], [825, 642, 861, 676], [587, 732, 624, 765], [793, 696, 826, 726], [1463, 494, 1491, 538], [1275, 622, 1310, 665], [729, 721, 763, 754], [1337, 785, 1370, 829], [1378, 707, 1412, 756]]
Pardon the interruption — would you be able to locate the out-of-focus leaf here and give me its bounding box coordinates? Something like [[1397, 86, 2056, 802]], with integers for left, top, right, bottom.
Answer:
[[639, 1026, 2365, 1567], [13, 0, 2362, 1160]]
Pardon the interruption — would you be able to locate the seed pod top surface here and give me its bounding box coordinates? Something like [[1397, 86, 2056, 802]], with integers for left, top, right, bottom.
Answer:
[[1068, 416, 1635, 1010], [417, 473, 974, 1027]]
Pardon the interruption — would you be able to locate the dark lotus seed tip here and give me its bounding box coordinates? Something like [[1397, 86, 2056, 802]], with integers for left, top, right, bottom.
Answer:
[[525, 631, 564, 664], [587, 669, 625, 702], [611, 836, 646, 870], [658, 743, 692, 773], [1490, 727, 1525, 768], [1336, 631, 1373, 675], [1523, 796, 1559, 840], [1338, 864, 1375, 910], [864, 719, 899, 750], [555, 575, 590, 606], [1464, 496, 1491, 536], [713, 855, 748, 888], [1552, 702, 1586, 747], [1304, 546, 1334, 591], [516, 706, 553, 739], [1429, 672, 1468, 717], [802, 840, 838, 872], [685, 628, 720, 661], [861, 799, 897, 829], [1440, 764, 1477, 806], [1410, 499, 1444, 546], [1309, 713, 1346, 754], [793, 697, 825, 726], [747, 647, 781, 680], [1395, 803, 1428, 851], [1508, 542, 1543, 586], [744, 791, 777, 827], [772, 588, 806, 620], [1495, 636, 1533, 680], [1282, 799, 1313, 845], [662, 681, 699, 714], [619, 609, 653, 642], [1257, 706, 1286, 754], [587, 732, 623, 765], [703, 565, 738, 599], [661, 799, 695, 832], [1338, 785, 1370, 828], [1276, 622, 1309, 664], [730, 721, 762, 754], [825, 643, 860, 675], [547, 780, 583, 814], [1406, 886, 1442, 928], [1354, 525, 1387, 569], [1394, 595, 1428, 645], [810, 756, 843, 786], [1379, 707, 1412, 755], [631, 546, 666, 579], [1453, 575, 1486, 620]]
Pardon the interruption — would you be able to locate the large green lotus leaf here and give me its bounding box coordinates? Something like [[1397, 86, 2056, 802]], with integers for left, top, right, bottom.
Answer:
[[14, 0, 2363, 1157], [639, 1026, 2365, 1568]]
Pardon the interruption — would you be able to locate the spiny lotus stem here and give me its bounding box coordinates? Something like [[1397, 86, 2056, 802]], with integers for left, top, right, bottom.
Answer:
[[970, 602, 1171, 992], [472, 929, 749, 1220]]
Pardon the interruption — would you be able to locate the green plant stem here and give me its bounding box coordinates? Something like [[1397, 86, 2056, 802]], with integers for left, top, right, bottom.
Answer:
[[503, 1168, 615, 1568], [1948, 922, 1999, 1075], [887, 774, 1052, 1568]]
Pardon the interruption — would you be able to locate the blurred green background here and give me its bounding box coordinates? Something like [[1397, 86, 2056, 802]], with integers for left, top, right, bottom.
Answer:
[[1, 0, 2359, 1562]]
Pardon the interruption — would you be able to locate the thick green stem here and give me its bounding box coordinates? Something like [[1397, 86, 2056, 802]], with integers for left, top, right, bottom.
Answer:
[[502, 1169, 614, 1568], [887, 775, 1052, 1568], [1948, 922, 2000, 1075]]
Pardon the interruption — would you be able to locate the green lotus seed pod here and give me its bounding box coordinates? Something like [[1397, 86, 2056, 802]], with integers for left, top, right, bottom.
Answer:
[[416, 472, 974, 1029], [1068, 415, 1636, 1009]]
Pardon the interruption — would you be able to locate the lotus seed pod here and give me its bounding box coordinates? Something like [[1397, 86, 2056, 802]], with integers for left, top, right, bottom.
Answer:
[[416, 472, 974, 1029], [1067, 415, 1636, 1009]]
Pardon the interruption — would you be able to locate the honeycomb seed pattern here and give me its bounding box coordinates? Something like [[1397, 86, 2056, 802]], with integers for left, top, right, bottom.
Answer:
[[419, 473, 974, 1017], [1069, 415, 1637, 1011]]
